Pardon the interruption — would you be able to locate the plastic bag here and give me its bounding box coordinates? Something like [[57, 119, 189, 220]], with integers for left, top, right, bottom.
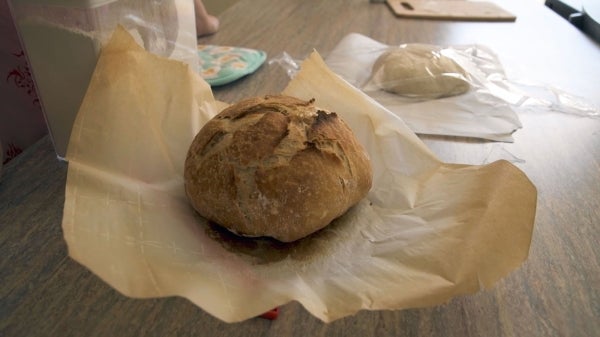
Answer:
[[270, 33, 599, 142], [11, 0, 199, 71], [364, 43, 472, 99], [268, 51, 301, 78], [319, 34, 521, 142]]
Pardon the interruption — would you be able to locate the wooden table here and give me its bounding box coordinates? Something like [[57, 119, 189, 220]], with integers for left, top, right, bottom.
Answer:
[[2, 0, 599, 336]]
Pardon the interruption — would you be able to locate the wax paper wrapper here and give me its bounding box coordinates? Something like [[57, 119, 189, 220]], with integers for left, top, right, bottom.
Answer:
[[62, 27, 537, 323], [325, 33, 522, 142]]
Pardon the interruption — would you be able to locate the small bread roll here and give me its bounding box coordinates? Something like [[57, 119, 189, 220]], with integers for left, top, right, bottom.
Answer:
[[184, 95, 373, 242], [371, 44, 470, 98]]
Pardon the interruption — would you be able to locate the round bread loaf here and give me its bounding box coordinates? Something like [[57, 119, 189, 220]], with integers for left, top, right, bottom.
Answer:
[[371, 44, 470, 98], [184, 95, 373, 242]]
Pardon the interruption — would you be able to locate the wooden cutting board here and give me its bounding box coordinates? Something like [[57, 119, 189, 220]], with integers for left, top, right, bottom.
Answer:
[[386, 0, 516, 21]]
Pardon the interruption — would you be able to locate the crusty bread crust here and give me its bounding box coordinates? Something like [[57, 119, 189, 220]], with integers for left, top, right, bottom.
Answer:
[[184, 95, 372, 242]]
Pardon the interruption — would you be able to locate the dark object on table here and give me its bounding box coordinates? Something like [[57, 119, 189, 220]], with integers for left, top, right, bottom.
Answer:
[[545, 0, 600, 42]]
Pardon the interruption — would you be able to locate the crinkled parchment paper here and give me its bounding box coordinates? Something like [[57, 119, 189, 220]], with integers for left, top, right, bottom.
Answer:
[[62, 27, 537, 323], [325, 33, 522, 142]]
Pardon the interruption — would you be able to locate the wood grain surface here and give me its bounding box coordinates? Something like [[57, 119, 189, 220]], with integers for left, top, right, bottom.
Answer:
[[1, 0, 599, 336], [385, 0, 516, 22]]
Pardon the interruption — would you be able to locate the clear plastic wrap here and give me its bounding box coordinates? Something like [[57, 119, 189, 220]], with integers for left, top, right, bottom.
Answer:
[[9, 0, 199, 158], [323, 33, 521, 142], [497, 78, 600, 118], [11, 0, 199, 69], [270, 33, 599, 142], [364, 43, 472, 99], [268, 51, 301, 78]]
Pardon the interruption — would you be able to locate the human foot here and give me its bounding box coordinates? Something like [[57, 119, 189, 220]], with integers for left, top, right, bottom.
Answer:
[[196, 14, 219, 37], [194, 0, 219, 37]]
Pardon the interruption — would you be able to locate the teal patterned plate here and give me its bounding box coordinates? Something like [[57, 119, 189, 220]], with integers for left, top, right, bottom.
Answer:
[[197, 45, 267, 86]]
